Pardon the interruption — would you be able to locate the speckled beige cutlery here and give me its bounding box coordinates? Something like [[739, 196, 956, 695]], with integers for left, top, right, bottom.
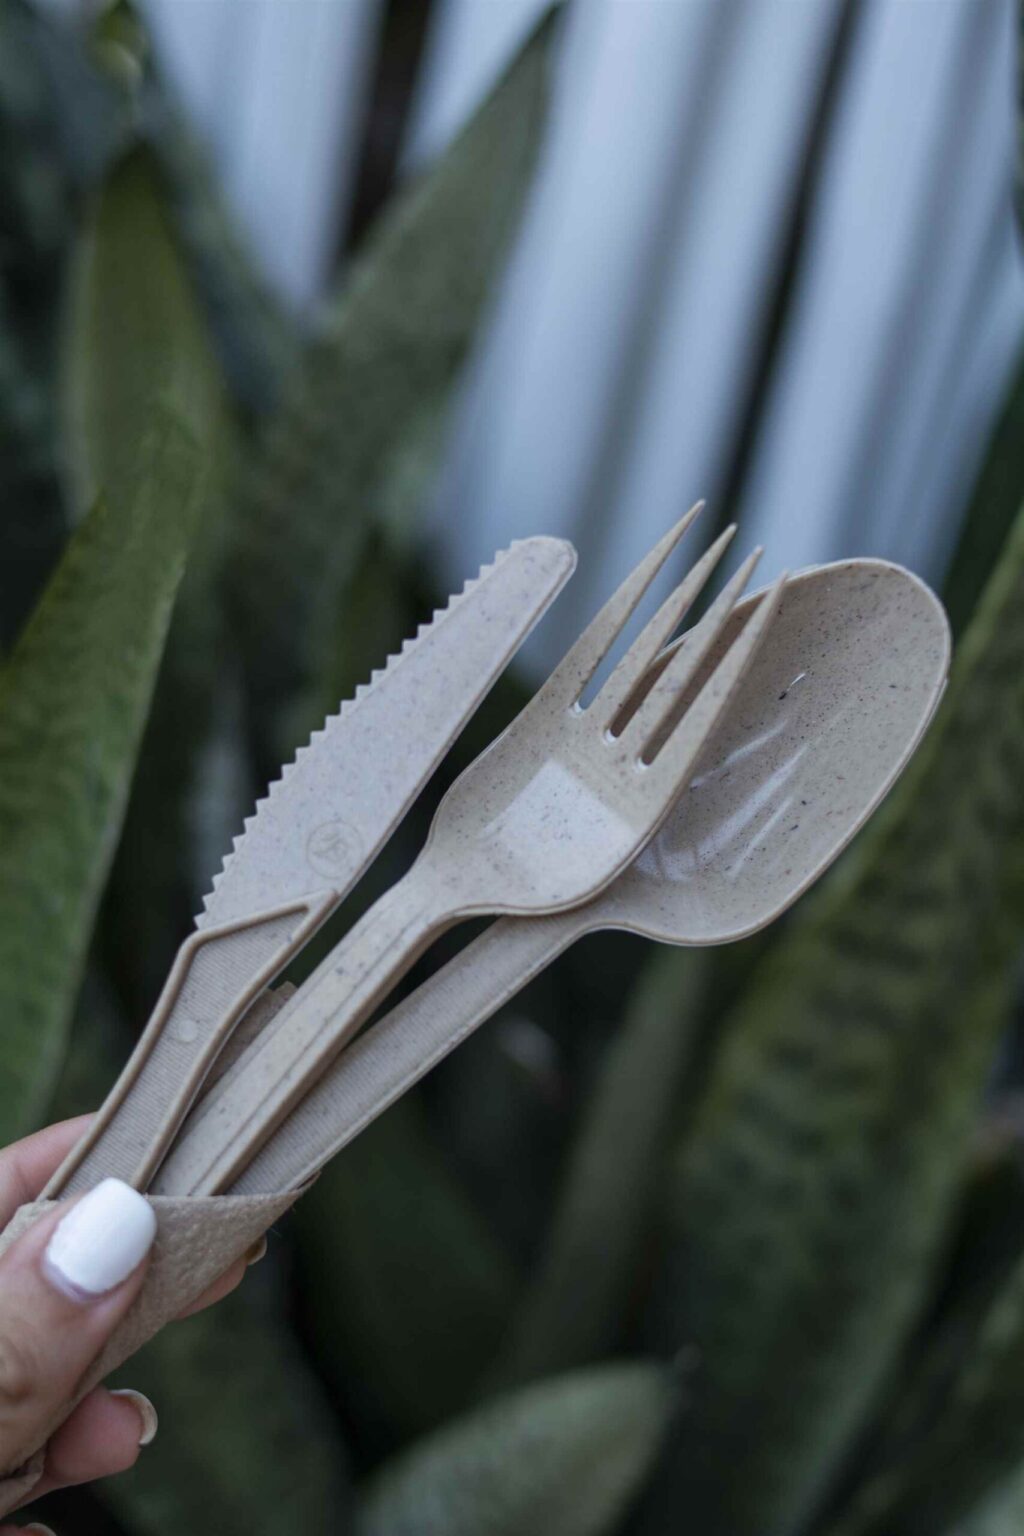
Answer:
[[210, 557, 950, 1196], [155, 511, 786, 1195], [47, 535, 577, 1196]]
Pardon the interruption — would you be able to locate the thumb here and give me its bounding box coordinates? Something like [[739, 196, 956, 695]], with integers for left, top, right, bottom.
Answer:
[[0, 1180, 155, 1474]]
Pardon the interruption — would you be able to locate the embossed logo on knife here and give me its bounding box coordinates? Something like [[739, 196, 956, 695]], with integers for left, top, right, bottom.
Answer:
[[307, 819, 364, 879]]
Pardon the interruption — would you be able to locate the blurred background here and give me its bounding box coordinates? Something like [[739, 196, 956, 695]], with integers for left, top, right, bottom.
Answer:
[[82, 0, 1024, 633], [3, 2, 1024, 1535]]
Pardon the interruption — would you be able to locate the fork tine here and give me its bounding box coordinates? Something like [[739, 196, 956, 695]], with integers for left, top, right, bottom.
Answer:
[[620, 546, 764, 755], [542, 501, 705, 706], [594, 523, 737, 729], [641, 571, 788, 779]]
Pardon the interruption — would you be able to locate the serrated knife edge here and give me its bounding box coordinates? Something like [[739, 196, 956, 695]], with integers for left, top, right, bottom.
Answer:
[[197, 535, 576, 930]]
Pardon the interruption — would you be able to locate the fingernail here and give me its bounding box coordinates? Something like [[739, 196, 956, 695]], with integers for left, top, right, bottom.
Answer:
[[44, 1179, 156, 1301], [111, 1387, 159, 1445], [246, 1234, 267, 1266], [24, 1524, 57, 1534]]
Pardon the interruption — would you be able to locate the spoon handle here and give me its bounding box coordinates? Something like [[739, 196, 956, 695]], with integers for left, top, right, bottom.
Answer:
[[223, 909, 589, 1195], [153, 858, 448, 1196]]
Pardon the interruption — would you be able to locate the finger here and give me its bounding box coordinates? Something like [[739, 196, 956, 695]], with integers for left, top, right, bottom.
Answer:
[[0, 1117, 93, 1226], [0, 1180, 155, 1474], [21, 1385, 157, 1502]]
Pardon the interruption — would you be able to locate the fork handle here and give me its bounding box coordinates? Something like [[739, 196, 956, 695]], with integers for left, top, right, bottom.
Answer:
[[151, 858, 448, 1196], [45, 892, 336, 1197], [227, 909, 592, 1194]]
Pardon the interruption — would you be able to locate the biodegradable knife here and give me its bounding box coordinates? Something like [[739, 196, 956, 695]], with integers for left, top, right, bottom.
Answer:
[[47, 536, 576, 1196]]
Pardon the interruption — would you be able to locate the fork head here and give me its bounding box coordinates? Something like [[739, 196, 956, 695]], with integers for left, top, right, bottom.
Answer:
[[426, 509, 787, 917], [538, 500, 707, 709]]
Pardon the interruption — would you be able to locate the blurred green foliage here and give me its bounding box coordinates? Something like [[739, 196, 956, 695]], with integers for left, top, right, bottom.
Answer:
[[3, 3, 1024, 1534]]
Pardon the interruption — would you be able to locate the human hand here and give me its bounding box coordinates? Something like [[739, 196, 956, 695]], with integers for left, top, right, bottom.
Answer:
[[0, 1115, 261, 1524]]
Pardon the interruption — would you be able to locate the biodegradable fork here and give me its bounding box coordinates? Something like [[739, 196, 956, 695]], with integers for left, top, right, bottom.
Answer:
[[156, 513, 786, 1195], [213, 558, 950, 1196]]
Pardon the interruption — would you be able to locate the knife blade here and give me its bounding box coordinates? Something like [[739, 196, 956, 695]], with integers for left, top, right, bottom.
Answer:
[[47, 535, 576, 1196]]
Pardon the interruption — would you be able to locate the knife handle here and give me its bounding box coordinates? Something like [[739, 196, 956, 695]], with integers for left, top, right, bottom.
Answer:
[[151, 860, 447, 1196], [44, 891, 336, 1197], [224, 909, 586, 1195]]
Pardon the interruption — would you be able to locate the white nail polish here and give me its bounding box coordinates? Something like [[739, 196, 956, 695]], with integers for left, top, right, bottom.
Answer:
[[44, 1180, 156, 1300], [111, 1387, 159, 1445]]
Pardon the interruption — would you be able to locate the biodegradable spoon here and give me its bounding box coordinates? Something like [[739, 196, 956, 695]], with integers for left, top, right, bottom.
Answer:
[[199, 557, 952, 1196]]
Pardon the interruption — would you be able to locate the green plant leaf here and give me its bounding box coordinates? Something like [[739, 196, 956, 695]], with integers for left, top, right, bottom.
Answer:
[[228, 10, 557, 768], [932, 1100, 1024, 1328], [62, 144, 224, 518], [955, 1463, 1024, 1535], [0, 0, 76, 647], [371, 388, 454, 556], [643, 501, 1024, 1536], [61, 139, 237, 1014], [294, 1097, 517, 1438], [824, 1120, 1024, 1535], [943, 340, 1024, 636], [826, 1252, 1024, 1536], [98, 1275, 353, 1536], [495, 947, 711, 1388], [0, 411, 202, 1141], [0, 0, 74, 281], [147, 107, 294, 418], [0, 289, 66, 654], [357, 1362, 672, 1536]]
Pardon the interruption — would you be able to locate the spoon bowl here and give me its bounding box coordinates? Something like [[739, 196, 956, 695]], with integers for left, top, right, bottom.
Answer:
[[605, 556, 951, 942]]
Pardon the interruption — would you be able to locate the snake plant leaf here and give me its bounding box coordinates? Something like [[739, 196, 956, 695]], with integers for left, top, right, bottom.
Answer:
[[146, 102, 294, 417], [0, 289, 65, 654], [62, 143, 225, 521], [0, 411, 202, 1141], [294, 1097, 517, 1436], [4, 0, 125, 192], [61, 138, 236, 1012], [0, 0, 75, 646], [936, 1106, 1024, 1322], [644, 500, 1024, 1536], [955, 1463, 1024, 1535], [356, 1362, 672, 1536], [943, 339, 1024, 636], [495, 948, 711, 1388], [99, 1276, 353, 1536], [371, 389, 454, 555], [0, 0, 72, 276], [228, 9, 558, 768], [825, 1205, 1024, 1535]]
